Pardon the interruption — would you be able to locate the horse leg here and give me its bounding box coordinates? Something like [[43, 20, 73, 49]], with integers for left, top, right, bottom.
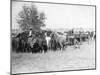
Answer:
[[59, 41, 63, 50]]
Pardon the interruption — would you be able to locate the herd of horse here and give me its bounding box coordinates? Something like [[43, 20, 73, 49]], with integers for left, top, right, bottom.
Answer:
[[12, 29, 96, 53]]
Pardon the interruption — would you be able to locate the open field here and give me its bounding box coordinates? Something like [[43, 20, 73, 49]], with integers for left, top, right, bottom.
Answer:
[[11, 40, 95, 74]]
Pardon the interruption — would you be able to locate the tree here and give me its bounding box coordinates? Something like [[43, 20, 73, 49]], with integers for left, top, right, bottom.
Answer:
[[17, 4, 46, 32]]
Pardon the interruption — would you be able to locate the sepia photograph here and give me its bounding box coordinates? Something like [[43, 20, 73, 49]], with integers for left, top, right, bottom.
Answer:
[[11, 0, 96, 74]]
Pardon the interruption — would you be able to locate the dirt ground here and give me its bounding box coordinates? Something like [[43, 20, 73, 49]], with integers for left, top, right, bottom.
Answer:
[[11, 40, 95, 74]]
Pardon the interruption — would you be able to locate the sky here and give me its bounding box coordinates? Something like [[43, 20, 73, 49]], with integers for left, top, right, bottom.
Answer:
[[12, 1, 95, 30]]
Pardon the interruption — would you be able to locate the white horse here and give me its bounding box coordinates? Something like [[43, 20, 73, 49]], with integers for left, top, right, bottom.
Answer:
[[44, 33, 51, 50], [55, 32, 67, 50], [29, 29, 32, 37]]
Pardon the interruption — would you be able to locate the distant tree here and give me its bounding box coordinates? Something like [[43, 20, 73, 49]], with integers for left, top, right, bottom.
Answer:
[[17, 4, 46, 32]]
